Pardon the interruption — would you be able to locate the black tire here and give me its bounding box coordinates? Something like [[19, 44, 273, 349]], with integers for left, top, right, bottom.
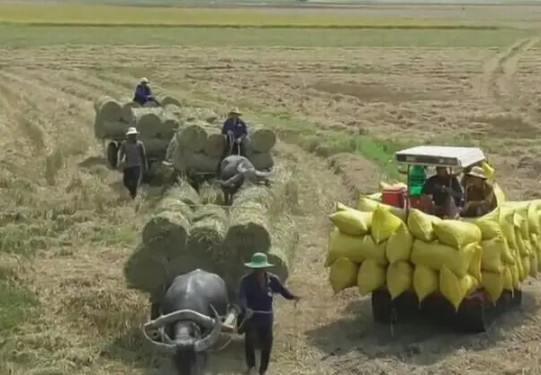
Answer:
[[371, 288, 392, 324], [455, 297, 487, 333], [107, 142, 118, 169]]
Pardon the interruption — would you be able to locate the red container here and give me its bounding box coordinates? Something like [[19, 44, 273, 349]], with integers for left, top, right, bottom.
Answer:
[[381, 187, 407, 208]]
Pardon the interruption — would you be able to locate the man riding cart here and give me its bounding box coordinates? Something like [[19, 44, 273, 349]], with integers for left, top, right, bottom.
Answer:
[[133, 77, 160, 107]]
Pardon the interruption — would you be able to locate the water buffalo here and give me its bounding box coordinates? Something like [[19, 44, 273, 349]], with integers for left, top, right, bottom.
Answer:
[[142, 269, 238, 375], [217, 155, 273, 205]]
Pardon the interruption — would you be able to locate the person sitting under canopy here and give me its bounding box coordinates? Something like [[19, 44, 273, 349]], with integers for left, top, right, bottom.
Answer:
[[421, 166, 464, 219], [462, 166, 497, 218]]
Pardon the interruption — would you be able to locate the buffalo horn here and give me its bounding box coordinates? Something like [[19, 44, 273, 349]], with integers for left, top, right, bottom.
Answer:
[[194, 305, 223, 352]]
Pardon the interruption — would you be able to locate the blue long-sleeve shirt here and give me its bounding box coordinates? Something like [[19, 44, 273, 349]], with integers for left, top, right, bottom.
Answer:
[[221, 118, 248, 140], [238, 272, 296, 326], [133, 84, 153, 105]]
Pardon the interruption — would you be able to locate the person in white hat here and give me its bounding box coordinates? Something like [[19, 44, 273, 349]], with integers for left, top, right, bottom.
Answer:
[[217, 108, 248, 173], [462, 166, 497, 217], [118, 127, 148, 199], [133, 77, 158, 106]]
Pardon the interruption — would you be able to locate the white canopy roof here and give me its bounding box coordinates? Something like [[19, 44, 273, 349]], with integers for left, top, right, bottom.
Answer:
[[395, 146, 486, 168]]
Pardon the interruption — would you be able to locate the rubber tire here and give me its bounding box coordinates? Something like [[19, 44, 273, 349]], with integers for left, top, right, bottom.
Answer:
[[107, 142, 118, 169], [455, 298, 487, 333]]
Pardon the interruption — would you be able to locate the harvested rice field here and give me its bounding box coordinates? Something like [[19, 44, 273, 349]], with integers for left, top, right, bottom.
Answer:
[[1, 2, 541, 375]]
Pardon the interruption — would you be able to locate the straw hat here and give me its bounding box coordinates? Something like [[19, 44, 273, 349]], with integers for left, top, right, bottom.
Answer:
[[126, 127, 139, 135], [141, 77, 149, 84], [467, 166, 487, 180], [229, 107, 242, 115]]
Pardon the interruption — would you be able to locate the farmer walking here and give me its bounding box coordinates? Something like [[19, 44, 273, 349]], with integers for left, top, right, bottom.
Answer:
[[118, 127, 148, 199], [238, 252, 301, 375]]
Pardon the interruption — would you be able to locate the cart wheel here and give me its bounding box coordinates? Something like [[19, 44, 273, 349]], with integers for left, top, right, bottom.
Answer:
[[455, 297, 487, 333], [371, 288, 392, 324], [107, 142, 118, 169]]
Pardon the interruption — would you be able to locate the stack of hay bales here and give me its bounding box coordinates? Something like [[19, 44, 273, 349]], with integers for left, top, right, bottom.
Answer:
[[168, 116, 277, 175], [326, 195, 541, 310], [124, 176, 299, 300], [94, 95, 182, 159]]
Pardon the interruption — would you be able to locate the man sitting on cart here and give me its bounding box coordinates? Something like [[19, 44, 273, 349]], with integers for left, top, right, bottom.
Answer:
[[421, 166, 464, 219], [133, 78, 158, 106], [221, 108, 248, 158], [462, 166, 497, 218]]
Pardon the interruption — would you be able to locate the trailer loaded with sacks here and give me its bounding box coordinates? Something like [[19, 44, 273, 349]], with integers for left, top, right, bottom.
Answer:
[[326, 146, 537, 333]]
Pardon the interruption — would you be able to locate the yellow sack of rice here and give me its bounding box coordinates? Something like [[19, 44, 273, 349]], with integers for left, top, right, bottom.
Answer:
[[387, 261, 413, 300], [527, 202, 541, 234], [407, 209, 441, 242], [328, 257, 359, 294], [326, 229, 386, 266], [481, 271, 504, 302], [413, 265, 438, 302], [385, 222, 413, 264], [481, 236, 512, 272], [463, 215, 502, 240], [335, 202, 349, 212], [529, 252, 538, 277], [410, 240, 477, 278], [468, 244, 483, 282], [329, 207, 372, 236], [439, 267, 479, 311], [481, 161, 495, 182], [521, 256, 531, 280], [371, 205, 403, 244], [494, 183, 506, 205], [432, 220, 481, 249], [357, 196, 406, 222], [357, 259, 386, 296], [515, 228, 531, 257], [503, 266, 514, 291], [510, 264, 520, 289]]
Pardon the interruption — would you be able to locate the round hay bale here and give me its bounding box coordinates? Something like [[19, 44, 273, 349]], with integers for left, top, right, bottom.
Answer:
[[186, 153, 220, 174], [204, 130, 225, 158], [123, 243, 171, 295], [120, 101, 141, 123], [250, 127, 276, 153], [159, 96, 182, 107], [250, 152, 274, 171], [183, 108, 219, 124], [141, 210, 190, 249], [188, 205, 228, 265], [94, 96, 122, 122], [268, 215, 300, 282], [165, 104, 182, 118], [225, 187, 273, 262], [142, 138, 171, 157], [176, 122, 208, 152], [133, 108, 162, 132]]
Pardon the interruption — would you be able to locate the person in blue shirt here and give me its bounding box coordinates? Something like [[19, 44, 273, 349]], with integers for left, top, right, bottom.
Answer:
[[133, 78, 158, 106], [238, 252, 300, 375], [221, 108, 248, 157]]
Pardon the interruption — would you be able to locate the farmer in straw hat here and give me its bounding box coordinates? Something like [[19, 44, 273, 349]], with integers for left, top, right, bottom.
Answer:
[[118, 127, 148, 199], [462, 166, 497, 217], [221, 107, 248, 155], [133, 77, 159, 106], [238, 252, 300, 375]]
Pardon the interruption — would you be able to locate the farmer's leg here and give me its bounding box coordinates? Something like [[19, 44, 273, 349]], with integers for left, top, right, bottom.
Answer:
[[217, 138, 231, 174], [244, 323, 257, 371], [132, 166, 142, 198], [258, 323, 274, 375], [123, 167, 133, 194], [239, 140, 247, 157]]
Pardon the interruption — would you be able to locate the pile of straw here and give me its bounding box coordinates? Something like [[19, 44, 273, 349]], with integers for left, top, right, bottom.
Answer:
[[169, 118, 277, 175], [93, 95, 182, 159]]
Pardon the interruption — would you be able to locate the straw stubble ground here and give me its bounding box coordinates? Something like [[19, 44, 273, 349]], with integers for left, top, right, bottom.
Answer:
[[2, 4, 541, 375]]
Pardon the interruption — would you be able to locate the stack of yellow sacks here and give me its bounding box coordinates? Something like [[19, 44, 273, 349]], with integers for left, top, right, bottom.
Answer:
[[326, 196, 541, 311]]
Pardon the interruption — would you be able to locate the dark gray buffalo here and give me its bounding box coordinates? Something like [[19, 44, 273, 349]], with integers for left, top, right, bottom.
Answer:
[[217, 155, 273, 205], [142, 269, 238, 375]]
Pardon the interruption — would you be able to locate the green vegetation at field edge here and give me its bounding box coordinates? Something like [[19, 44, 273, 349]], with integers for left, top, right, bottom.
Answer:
[[0, 25, 531, 48]]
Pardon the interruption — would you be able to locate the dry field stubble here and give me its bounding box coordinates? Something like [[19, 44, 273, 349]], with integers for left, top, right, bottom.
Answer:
[[2, 3, 541, 375]]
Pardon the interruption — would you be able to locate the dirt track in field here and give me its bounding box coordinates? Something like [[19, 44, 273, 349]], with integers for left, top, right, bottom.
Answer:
[[2, 4, 541, 375]]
